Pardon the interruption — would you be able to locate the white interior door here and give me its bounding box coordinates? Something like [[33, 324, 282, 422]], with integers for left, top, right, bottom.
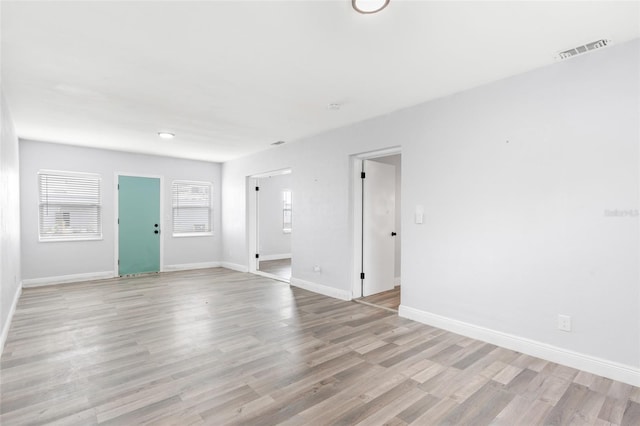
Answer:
[[255, 181, 261, 271], [362, 160, 396, 296]]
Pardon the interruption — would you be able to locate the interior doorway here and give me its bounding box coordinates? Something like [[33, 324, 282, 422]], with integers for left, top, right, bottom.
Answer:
[[248, 168, 292, 282], [351, 149, 401, 311]]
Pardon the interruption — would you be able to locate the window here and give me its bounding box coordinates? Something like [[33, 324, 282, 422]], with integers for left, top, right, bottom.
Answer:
[[38, 170, 102, 241], [283, 189, 292, 233], [172, 180, 213, 236]]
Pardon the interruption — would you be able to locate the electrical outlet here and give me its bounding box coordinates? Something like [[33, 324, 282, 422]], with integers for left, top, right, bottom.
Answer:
[[558, 314, 572, 332]]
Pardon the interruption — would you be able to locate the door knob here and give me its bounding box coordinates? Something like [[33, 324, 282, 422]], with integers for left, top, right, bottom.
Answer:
[[154, 230, 159, 234], [391, 232, 397, 236], [154, 224, 158, 227]]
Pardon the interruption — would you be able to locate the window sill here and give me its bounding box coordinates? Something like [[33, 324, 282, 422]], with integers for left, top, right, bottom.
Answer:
[[39, 236, 103, 243], [172, 232, 214, 238]]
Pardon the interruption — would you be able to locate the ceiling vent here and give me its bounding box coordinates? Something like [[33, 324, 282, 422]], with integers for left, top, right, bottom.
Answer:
[[556, 39, 611, 60]]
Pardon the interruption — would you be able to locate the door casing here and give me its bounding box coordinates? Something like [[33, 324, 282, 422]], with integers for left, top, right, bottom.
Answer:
[[247, 168, 292, 282], [350, 147, 401, 299], [114, 172, 164, 276]]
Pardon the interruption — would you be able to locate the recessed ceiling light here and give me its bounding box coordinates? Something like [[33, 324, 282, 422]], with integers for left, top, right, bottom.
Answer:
[[327, 103, 342, 111], [352, 0, 390, 14], [158, 132, 175, 139], [271, 140, 286, 146]]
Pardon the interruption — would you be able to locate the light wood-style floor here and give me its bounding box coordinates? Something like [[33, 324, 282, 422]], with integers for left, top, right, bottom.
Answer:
[[359, 287, 401, 312], [1, 268, 639, 425], [259, 258, 291, 281]]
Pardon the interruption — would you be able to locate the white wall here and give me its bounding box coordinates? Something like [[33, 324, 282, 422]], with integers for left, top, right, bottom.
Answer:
[[20, 140, 222, 283], [370, 154, 401, 280], [258, 173, 291, 258], [222, 131, 395, 292], [222, 39, 640, 384], [1, 93, 22, 352]]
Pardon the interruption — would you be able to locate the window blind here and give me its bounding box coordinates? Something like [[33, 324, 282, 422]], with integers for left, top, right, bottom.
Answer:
[[172, 181, 212, 235], [38, 171, 102, 241]]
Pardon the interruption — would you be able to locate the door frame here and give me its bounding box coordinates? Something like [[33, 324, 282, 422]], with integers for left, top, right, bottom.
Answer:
[[350, 147, 401, 298], [247, 168, 292, 282], [113, 172, 165, 277]]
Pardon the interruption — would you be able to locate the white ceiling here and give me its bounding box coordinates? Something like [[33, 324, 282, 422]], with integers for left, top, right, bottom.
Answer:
[[2, 1, 639, 163]]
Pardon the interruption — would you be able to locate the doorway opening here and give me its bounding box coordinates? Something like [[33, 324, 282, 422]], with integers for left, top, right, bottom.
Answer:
[[247, 168, 292, 282], [351, 148, 401, 312]]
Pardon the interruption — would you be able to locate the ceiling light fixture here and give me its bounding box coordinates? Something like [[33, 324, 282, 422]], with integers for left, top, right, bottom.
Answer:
[[158, 132, 175, 139], [352, 0, 390, 14], [271, 140, 286, 146]]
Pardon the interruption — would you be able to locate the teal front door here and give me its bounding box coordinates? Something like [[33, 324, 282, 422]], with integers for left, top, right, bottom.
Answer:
[[118, 176, 161, 275]]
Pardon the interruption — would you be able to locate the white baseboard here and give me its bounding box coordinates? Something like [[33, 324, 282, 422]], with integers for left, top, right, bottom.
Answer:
[[290, 277, 352, 301], [22, 271, 115, 288], [164, 261, 221, 272], [399, 305, 640, 387], [221, 262, 249, 273], [1, 283, 22, 355], [394, 276, 401, 287], [260, 253, 292, 261]]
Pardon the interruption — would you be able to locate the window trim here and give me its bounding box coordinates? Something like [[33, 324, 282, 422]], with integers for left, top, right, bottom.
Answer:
[[37, 169, 103, 242], [282, 188, 292, 234], [171, 179, 214, 238]]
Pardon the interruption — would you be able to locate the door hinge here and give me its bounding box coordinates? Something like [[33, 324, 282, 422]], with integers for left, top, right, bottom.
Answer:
[[117, 218, 119, 225], [360, 272, 365, 280], [255, 186, 260, 191], [117, 184, 119, 190], [118, 259, 120, 265], [361, 172, 366, 179], [255, 253, 259, 259]]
